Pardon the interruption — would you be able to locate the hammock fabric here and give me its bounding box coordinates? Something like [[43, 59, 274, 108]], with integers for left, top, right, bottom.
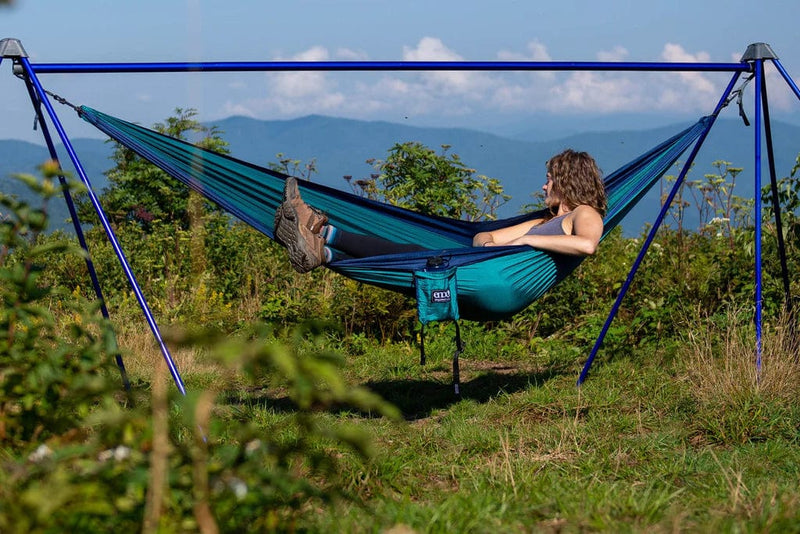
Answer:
[[77, 106, 710, 321]]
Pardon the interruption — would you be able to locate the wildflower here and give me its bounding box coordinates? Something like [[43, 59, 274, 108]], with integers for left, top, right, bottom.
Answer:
[[98, 445, 132, 463], [229, 477, 248, 500], [245, 439, 262, 454], [113, 445, 131, 461], [28, 444, 52, 462]]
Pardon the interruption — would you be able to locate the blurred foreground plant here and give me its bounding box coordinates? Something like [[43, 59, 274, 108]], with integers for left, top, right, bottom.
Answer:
[[0, 167, 400, 533], [0, 164, 114, 450]]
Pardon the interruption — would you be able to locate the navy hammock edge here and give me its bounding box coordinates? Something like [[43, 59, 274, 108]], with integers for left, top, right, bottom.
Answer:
[[76, 105, 710, 321]]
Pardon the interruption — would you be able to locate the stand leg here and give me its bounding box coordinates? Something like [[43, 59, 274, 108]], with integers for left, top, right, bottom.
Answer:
[[578, 72, 742, 385]]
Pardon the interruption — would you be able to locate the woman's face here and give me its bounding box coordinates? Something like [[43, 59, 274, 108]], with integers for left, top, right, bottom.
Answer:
[[543, 173, 560, 208]]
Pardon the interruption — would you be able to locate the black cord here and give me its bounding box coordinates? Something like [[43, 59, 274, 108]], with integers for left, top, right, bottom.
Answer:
[[14, 69, 82, 130], [42, 88, 80, 112], [721, 73, 754, 126]]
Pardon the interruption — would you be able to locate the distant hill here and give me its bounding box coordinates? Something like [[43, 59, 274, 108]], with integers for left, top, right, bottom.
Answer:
[[208, 114, 800, 234], [1, 114, 798, 235], [0, 138, 114, 232]]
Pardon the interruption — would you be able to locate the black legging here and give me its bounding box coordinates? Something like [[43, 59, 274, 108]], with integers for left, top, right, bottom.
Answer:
[[328, 228, 427, 260]]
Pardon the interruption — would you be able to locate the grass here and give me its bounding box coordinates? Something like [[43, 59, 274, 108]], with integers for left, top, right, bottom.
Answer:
[[113, 311, 800, 533]]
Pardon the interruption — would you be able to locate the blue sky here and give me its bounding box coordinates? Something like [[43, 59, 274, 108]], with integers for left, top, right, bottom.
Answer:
[[2, 0, 799, 143]]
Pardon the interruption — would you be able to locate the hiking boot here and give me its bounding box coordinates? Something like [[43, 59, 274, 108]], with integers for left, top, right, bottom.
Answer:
[[274, 196, 326, 273], [282, 177, 328, 233]]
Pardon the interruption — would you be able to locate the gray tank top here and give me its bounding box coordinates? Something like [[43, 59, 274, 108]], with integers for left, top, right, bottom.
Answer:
[[526, 213, 568, 236]]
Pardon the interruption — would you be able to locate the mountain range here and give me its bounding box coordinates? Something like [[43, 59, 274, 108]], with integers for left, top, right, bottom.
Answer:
[[1, 113, 798, 236]]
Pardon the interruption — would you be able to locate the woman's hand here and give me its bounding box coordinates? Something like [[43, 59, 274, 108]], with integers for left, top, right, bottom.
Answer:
[[472, 232, 494, 247]]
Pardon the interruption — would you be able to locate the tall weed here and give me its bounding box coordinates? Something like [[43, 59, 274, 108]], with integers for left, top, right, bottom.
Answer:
[[683, 307, 800, 444]]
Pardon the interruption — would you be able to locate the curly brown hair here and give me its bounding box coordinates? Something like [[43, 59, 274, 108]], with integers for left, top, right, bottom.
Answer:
[[546, 149, 607, 216]]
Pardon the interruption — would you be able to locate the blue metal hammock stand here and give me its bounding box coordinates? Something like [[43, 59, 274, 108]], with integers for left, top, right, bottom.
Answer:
[[2, 38, 798, 393]]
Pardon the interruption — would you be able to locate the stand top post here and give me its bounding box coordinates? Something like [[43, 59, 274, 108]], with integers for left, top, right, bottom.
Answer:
[[742, 42, 778, 62], [0, 38, 27, 58]]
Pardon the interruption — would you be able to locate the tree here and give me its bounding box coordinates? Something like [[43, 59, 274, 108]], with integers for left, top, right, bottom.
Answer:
[[75, 109, 231, 308], [78, 108, 229, 231], [356, 142, 509, 221]]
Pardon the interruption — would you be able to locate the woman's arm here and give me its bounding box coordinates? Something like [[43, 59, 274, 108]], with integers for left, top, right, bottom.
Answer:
[[472, 217, 545, 247], [489, 206, 603, 256]]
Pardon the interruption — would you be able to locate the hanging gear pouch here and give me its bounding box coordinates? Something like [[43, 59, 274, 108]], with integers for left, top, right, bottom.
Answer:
[[414, 256, 464, 394], [414, 256, 459, 324]]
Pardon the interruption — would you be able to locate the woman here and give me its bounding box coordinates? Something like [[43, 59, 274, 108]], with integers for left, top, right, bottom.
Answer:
[[274, 149, 606, 273], [472, 149, 606, 256]]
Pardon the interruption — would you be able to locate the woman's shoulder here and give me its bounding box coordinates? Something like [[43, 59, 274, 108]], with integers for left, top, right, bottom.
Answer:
[[568, 204, 602, 218]]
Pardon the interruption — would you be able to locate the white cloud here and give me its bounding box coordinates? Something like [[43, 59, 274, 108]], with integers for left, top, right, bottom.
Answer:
[[336, 47, 368, 61], [220, 101, 255, 117], [497, 40, 553, 63], [764, 63, 798, 111], [597, 46, 629, 62], [287, 46, 330, 62], [271, 46, 333, 100], [496, 40, 555, 83], [521, 43, 724, 114], [401, 37, 493, 97], [402, 37, 462, 62], [660, 43, 717, 96], [243, 46, 350, 115], [526, 41, 552, 62], [220, 39, 741, 122], [550, 71, 644, 112], [662, 43, 711, 64]]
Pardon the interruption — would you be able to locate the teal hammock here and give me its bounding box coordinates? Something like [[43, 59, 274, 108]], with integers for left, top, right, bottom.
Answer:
[[77, 106, 710, 321]]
